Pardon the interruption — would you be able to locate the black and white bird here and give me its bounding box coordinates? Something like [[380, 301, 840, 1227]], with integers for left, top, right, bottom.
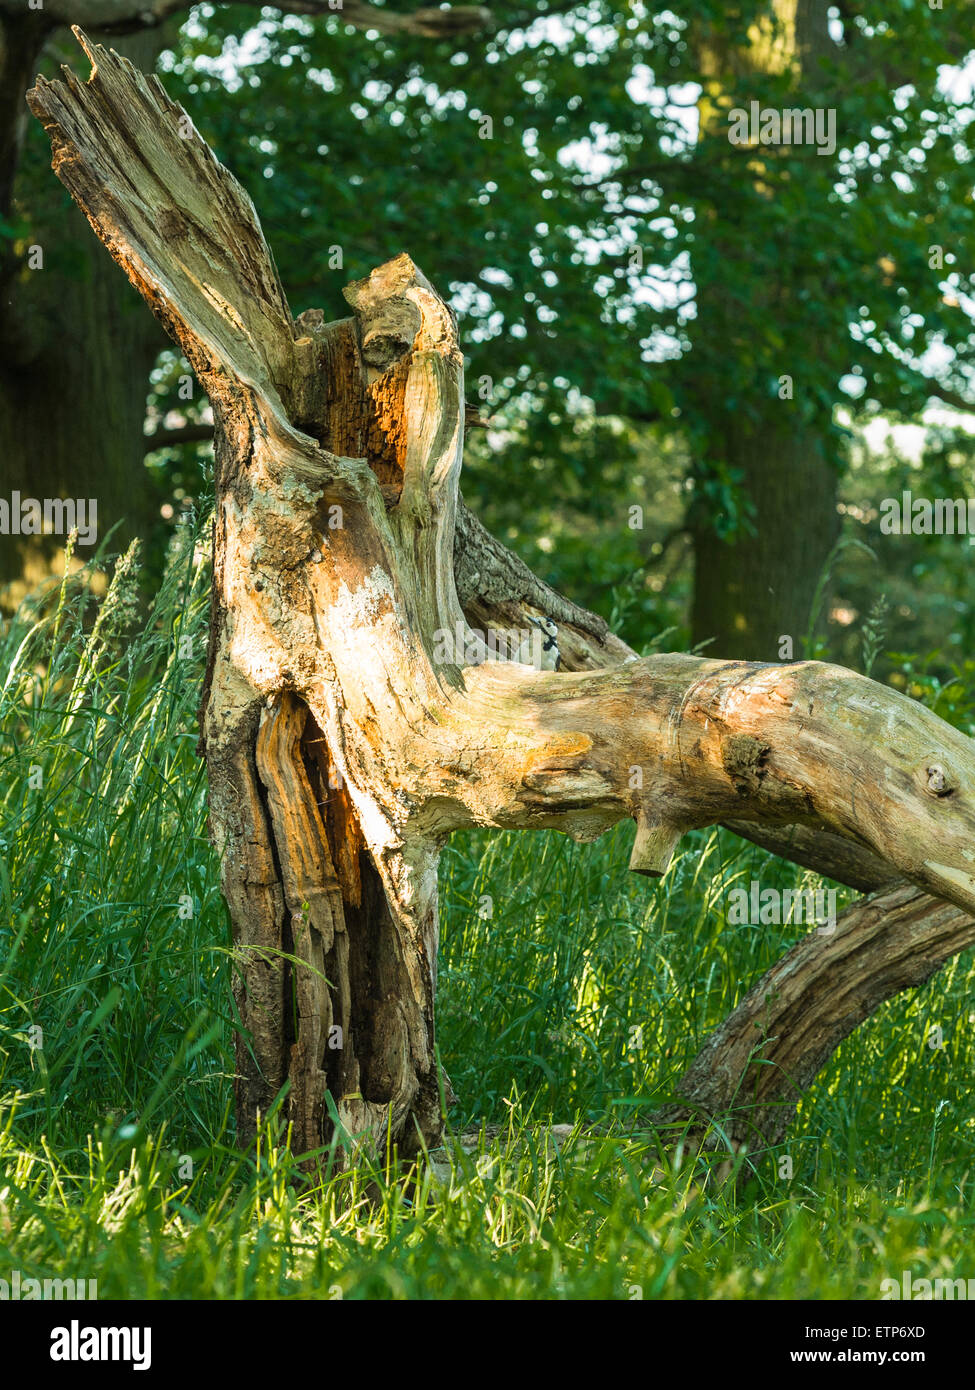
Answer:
[[518, 614, 561, 671]]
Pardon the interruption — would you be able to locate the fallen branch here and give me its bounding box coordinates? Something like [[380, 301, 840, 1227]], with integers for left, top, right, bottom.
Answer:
[[656, 882, 974, 1154]]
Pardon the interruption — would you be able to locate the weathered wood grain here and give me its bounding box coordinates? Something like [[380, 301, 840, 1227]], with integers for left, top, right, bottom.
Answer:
[[28, 32, 975, 1166]]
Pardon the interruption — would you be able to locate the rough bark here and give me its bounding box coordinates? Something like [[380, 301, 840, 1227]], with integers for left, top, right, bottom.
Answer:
[[453, 499, 635, 672], [28, 32, 975, 1169]]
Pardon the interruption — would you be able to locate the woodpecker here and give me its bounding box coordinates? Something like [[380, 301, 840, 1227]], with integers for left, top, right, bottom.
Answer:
[[526, 614, 561, 671]]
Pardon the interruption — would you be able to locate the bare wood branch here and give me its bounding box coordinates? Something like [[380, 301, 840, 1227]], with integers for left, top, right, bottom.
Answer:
[[0, 0, 490, 39], [27, 28, 297, 406], [656, 882, 975, 1155], [451, 517, 909, 895], [453, 499, 636, 672]]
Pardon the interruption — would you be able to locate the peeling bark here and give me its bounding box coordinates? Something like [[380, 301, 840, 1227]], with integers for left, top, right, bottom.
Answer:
[[28, 32, 975, 1167]]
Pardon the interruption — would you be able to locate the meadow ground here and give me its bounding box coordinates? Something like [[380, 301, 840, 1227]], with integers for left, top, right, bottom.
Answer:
[[1, 530, 974, 1300]]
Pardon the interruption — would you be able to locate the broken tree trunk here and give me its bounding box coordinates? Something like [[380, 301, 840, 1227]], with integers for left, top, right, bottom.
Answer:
[[28, 31, 975, 1167]]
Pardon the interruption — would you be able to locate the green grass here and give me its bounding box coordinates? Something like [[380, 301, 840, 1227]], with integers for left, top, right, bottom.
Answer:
[[1, 527, 975, 1299]]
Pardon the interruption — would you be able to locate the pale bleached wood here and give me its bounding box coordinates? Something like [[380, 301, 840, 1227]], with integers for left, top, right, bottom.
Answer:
[[28, 32, 975, 1164], [655, 882, 975, 1156]]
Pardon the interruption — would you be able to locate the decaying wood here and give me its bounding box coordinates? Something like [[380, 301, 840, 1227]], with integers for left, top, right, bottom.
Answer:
[[453, 500, 635, 672], [28, 32, 975, 1165], [451, 522, 902, 894], [656, 882, 975, 1156], [475, 535, 910, 889]]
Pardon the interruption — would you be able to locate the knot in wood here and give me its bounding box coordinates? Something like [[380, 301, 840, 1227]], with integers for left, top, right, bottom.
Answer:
[[362, 329, 415, 368], [722, 733, 771, 795], [158, 206, 188, 240], [926, 763, 953, 797]]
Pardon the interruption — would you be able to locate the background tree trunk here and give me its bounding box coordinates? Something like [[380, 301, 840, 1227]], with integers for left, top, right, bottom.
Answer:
[[0, 22, 167, 599], [0, 229, 166, 593], [687, 0, 840, 658], [689, 420, 839, 659]]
